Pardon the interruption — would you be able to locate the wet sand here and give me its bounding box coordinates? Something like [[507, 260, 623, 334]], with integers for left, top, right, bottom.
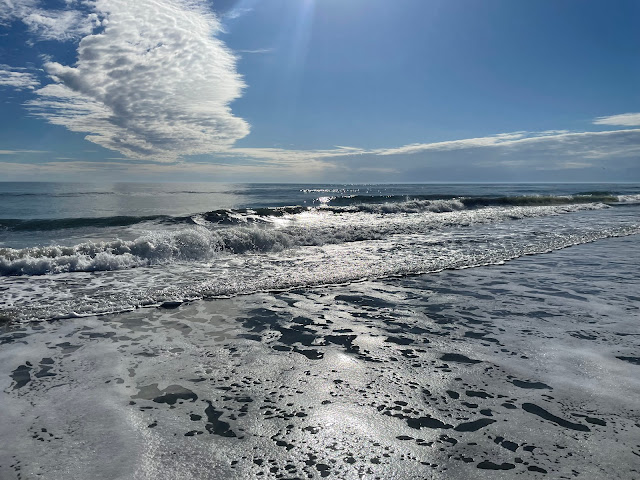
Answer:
[[1, 234, 639, 479]]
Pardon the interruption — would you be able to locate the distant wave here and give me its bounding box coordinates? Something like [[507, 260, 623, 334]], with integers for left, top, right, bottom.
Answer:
[[0, 193, 623, 232], [0, 215, 172, 232], [0, 203, 610, 276], [326, 193, 619, 208]]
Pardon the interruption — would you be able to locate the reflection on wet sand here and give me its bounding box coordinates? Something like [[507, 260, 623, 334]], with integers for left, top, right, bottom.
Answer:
[[1, 235, 639, 479]]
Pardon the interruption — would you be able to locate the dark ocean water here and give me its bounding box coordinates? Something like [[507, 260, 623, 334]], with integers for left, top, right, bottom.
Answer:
[[1, 182, 639, 322]]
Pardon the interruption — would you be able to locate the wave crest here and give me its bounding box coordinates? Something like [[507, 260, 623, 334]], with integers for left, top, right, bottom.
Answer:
[[0, 203, 608, 276], [0, 193, 622, 232]]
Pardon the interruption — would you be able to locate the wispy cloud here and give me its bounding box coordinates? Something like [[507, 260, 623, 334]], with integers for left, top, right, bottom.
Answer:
[[3, 126, 639, 181], [237, 48, 273, 54], [0, 0, 36, 24], [0, 65, 39, 90], [230, 128, 640, 164], [0, 157, 337, 182], [3, 123, 639, 181], [223, 6, 254, 21], [368, 133, 528, 156], [593, 113, 640, 127], [0, 149, 47, 154]]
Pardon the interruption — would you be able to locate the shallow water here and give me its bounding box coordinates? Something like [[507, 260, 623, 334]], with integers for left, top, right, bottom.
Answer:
[[1, 235, 638, 479]]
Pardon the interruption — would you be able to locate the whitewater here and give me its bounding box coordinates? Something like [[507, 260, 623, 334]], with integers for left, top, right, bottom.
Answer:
[[0, 183, 638, 324]]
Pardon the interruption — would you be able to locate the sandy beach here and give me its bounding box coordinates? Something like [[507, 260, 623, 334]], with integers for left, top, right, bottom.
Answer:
[[1, 234, 638, 479]]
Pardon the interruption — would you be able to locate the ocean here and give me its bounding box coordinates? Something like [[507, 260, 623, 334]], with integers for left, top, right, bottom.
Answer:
[[1, 182, 639, 479]]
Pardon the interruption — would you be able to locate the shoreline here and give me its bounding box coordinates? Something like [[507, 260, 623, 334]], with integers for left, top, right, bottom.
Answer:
[[1, 234, 639, 479], [3, 220, 638, 325]]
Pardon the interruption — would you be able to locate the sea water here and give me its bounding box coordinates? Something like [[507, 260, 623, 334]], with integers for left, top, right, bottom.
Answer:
[[1, 182, 639, 322]]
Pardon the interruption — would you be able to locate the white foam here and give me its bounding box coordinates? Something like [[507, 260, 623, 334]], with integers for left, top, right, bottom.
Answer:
[[616, 194, 640, 203], [0, 203, 612, 276], [1, 201, 638, 322], [339, 198, 467, 214]]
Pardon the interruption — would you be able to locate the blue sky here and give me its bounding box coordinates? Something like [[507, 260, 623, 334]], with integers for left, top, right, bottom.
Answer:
[[1, 0, 639, 182]]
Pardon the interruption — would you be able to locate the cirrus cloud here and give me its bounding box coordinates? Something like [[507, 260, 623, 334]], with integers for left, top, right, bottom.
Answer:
[[0, 65, 39, 89], [593, 113, 640, 127], [228, 128, 640, 164]]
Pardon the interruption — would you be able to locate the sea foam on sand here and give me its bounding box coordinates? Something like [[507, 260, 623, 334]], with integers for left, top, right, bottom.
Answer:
[[0, 234, 638, 479]]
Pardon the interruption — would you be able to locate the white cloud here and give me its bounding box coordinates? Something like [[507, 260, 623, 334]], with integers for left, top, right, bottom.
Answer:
[[0, 65, 39, 89], [3, 126, 639, 181], [0, 0, 97, 40], [0, 149, 46, 154], [491, 128, 640, 160], [593, 113, 640, 127], [369, 133, 527, 156], [230, 128, 640, 164], [25, 0, 249, 162], [229, 146, 367, 163], [237, 48, 273, 54], [22, 9, 96, 41], [223, 6, 253, 21], [0, 157, 337, 182], [0, 0, 36, 23], [4, 125, 639, 181]]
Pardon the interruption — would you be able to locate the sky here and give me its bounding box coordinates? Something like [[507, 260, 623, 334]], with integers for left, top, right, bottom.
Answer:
[[0, 0, 639, 182]]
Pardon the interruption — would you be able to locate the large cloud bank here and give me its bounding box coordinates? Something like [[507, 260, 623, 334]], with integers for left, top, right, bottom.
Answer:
[[8, 0, 249, 161]]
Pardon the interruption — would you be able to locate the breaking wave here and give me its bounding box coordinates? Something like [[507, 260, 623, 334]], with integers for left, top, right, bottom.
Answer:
[[0, 203, 609, 276], [0, 193, 623, 232]]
